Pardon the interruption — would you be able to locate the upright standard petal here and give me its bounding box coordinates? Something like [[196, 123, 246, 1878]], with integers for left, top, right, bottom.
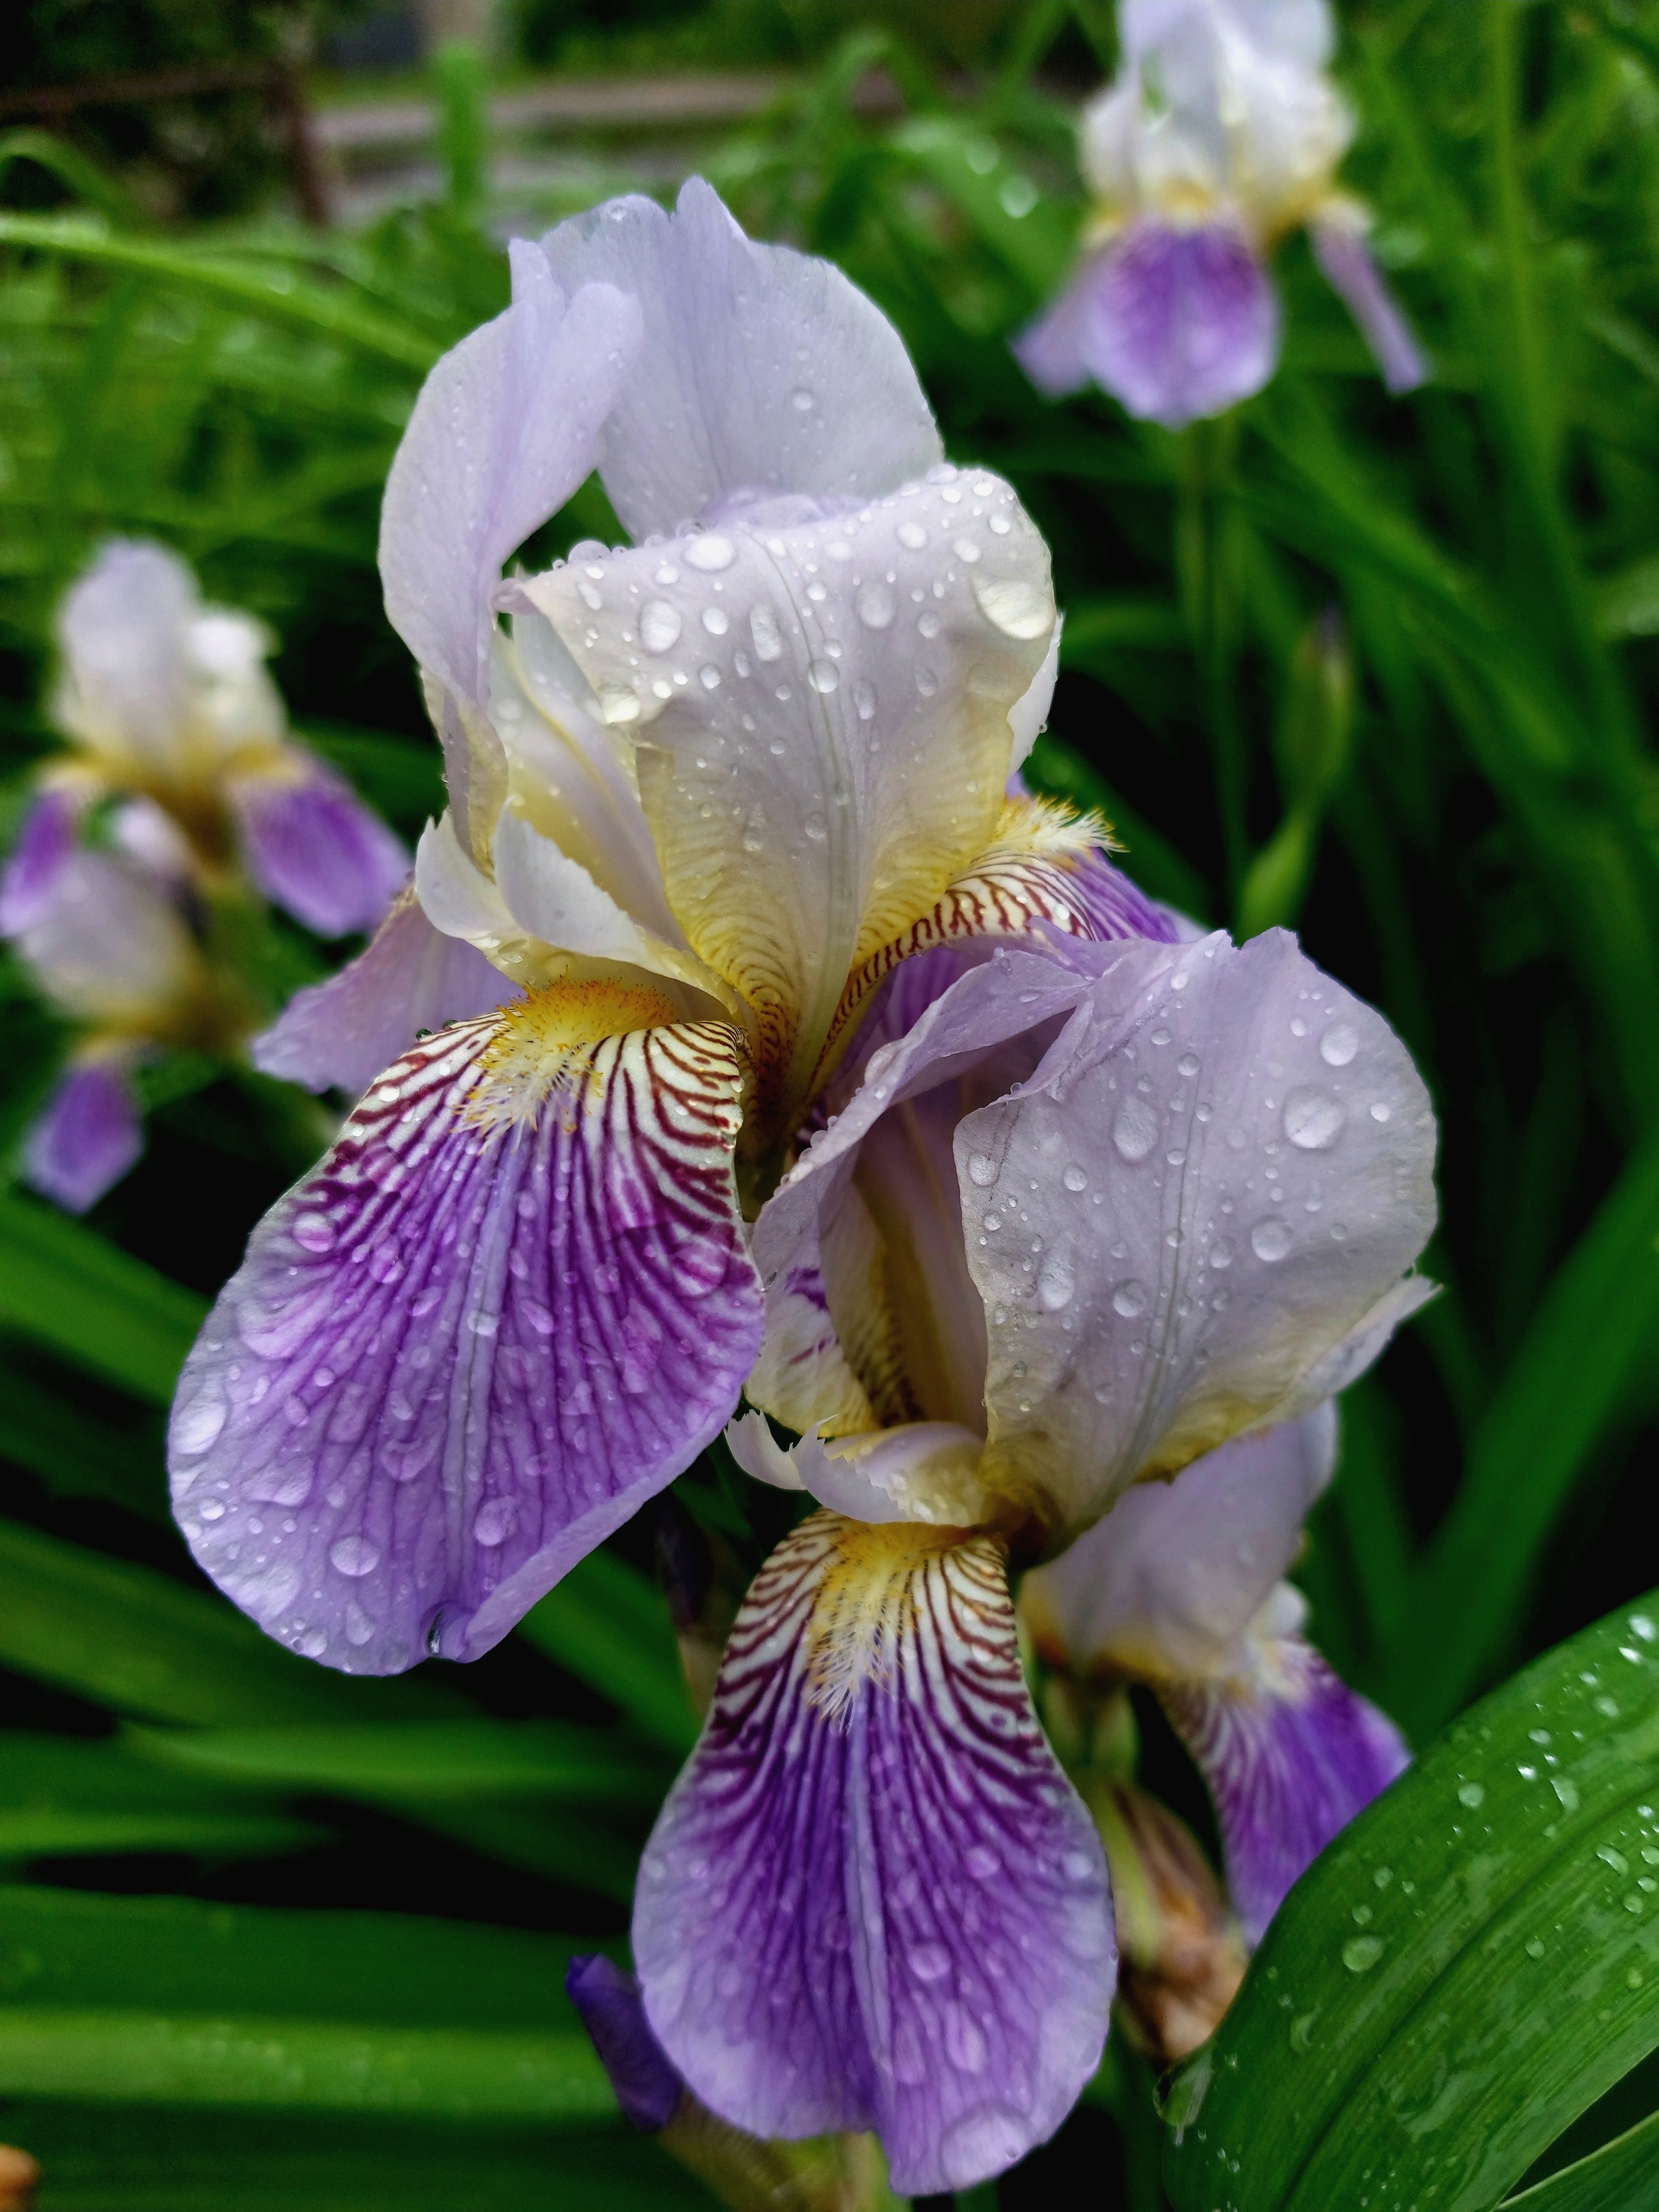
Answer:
[[230, 758, 408, 939], [1161, 1613, 1409, 1941], [1060, 224, 1282, 430], [538, 178, 942, 540], [52, 538, 195, 764], [170, 984, 761, 1673], [24, 1061, 143, 1213], [1310, 212, 1429, 395], [251, 887, 515, 1097], [12, 847, 200, 1030], [633, 1511, 1113, 2196], [962, 930, 1436, 1537], [521, 468, 1056, 1127], [378, 245, 642, 711]]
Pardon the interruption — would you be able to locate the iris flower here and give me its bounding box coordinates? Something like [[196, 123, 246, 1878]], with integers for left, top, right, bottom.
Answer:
[[0, 540, 405, 1209], [167, 182, 1145, 1674], [1017, 0, 1427, 427], [645, 929, 1435, 2190]]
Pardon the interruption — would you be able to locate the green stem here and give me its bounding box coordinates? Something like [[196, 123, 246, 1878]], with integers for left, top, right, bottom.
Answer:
[[1178, 420, 1247, 905]]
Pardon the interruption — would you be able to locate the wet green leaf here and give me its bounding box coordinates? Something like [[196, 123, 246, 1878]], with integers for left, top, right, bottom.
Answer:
[[519, 1548, 697, 1757], [0, 1196, 206, 1404], [0, 1737, 325, 1863], [1501, 2107, 1659, 2211], [1162, 1587, 1659, 2212]]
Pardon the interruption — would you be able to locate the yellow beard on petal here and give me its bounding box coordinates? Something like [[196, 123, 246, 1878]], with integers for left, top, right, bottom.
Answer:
[[464, 977, 680, 1129], [804, 1515, 987, 1724]]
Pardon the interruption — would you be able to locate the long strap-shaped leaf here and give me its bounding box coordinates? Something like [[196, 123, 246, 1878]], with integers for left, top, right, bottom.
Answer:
[[0, 1193, 206, 1404], [1163, 1586, 1659, 2212]]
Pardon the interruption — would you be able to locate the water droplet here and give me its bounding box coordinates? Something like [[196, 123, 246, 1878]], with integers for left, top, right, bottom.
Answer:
[[853, 679, 876, 721], [173, 1391, 227, 1455], [999, 173, 1038, 217], [915, 665, 939, 697], [684, 533, 736, 572], [1290, 2011, 1319, 2052], [1599, 1844, 1631, 1874], [1458, 1782, 1486, 1809], [1320, 1021, 1359, 1068], [1552, 1775, 1580, 1812], [1038, 1255, 1075, 1311], [967, 1153, 998, 1187], [857, 582, 894, 629], [292, 1212, 335, 1253], [1112, 1096, 1159, 1162], [804, 812, 829, 842], [909, 1941, 950, 1983], [1209, 1239, 1235, 1270], [808, 658, 840, 694], [1176, 1052, 1200, 1079], [1370, 1101, 1392, 1123], [640, 599, 682, 653], [918, 609, 941, 639], [701, 605, 729, 636], [1112, 1281, 1149, 1319], [1283, 1088, 1346, 1151], [1252, 1217, 1292, 1263], [473, 1498, 514, 1545], [749, 603, 783, 661], [329, 1534, 380, 1578], [898, 521, 928, 550], [598, 681, 640, 725], [1342, 1936, 1384, 1973], [972, 573, 1051, 640], [1063, 1164, 1087, 1192], [791, 386, 815, 412]]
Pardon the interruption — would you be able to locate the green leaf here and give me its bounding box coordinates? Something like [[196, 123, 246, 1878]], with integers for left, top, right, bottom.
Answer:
[[0, 1737, 325, 1863], [0, 215, 441, 372], [0, 1194, 206, 1404], [1383, 1120, 1659, 1737], [2, 2108, 710, 2212], [0, 1343, 166, 1520], [891, 114, 1079, 296], [128, 1719, 672, 1806], [1502, 2108, 1659, 2211], [0, 1519, 460, 1724], [1025, 731, 1214, 921], [1162, 1587, 1659, 2212], [519, 1547, 697, 1757]]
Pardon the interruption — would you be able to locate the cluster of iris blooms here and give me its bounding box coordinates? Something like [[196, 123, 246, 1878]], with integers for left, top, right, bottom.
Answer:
[[2, 4, 1431, 2199]]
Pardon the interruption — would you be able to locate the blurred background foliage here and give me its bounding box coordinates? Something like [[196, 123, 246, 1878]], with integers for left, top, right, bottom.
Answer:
[[5, 1, 1659, 2206]]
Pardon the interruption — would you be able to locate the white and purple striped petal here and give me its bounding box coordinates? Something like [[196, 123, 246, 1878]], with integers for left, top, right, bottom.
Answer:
[[23, 1060, 143, 1213], [633, 1511, 1113, 2196], [170, 997, 761, 1672], [1018, 224, 1282, 428], [251, 886, 516, 1097], [230, 758, 408, 940], [1162, 1625, 1409, 1941]]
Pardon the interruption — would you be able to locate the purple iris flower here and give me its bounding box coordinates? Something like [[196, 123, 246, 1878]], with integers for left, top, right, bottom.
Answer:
[[168, 180, 1152, 1677], [637, 928, 1435, 2191], [1017, 0, 1427, 427]]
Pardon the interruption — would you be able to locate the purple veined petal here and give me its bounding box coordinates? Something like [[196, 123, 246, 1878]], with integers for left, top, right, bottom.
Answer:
[[169, 997, 762, 1673], [53, 539, 195, 762], [537, 177, 943, 540], [1310, 214, 1429, 397], [634, 1511, 1115, 2196], [1161, 1624, 1410, 1943], [251, 885, 517, 1098], [23, 1060, 143, 1213], [566, 1956, 684, 2131], [378, 249, 643, 713], [1048, 224, 1282, 431], [963, 928, 1437, 1540], [230, 757, 409, 939], [0, 787, 79, 936], [824, 805, 1179, 1086], [1021, 1407, 1337, 1681]]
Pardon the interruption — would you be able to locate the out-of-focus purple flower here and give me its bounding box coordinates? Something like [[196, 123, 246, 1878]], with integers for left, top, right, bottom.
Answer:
[[168, 180, 1146, 1684], [630, 928, 1435, 2192], [0, 788, 79, 936], [1017, 0, 1427, 426], [23, 1059, 144, 1213], [39, 537, 406, 936], [1023, 1409, 1410, 1943]]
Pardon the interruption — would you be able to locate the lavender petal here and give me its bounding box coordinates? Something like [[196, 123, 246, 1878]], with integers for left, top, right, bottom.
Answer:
[[24, 1062, 143, 1213], [252, 886, 515, 1097], [1310, 217, 1429, 396], [566, 1956, 684, 2131], [231, 759, 408, 939], [169, 1008, 761, 1673], [1162, 1639, 1410, 1943], [634, 1511, 1115, 2196], [0, 789, 79, 936]]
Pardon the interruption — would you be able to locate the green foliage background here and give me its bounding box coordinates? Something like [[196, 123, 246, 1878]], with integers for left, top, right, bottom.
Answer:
[[5, 3, 1659, 2205]]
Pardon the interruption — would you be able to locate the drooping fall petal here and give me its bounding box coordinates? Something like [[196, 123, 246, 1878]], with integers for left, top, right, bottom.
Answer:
[[634, 1511, 1114, 2197], [230, 758, 408, 939], [23, 1061, 143, 1213], [170, 987, 761, 1672]]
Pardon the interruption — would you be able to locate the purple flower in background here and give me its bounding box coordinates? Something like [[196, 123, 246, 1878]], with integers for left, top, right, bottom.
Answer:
[[23, 1060, 144, 1215], [632, 928, 1435, 2191], [168, 180, 1145, 1681], [1017, 0, 1427, 426], [1022, 1405, 1409, 1944]]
